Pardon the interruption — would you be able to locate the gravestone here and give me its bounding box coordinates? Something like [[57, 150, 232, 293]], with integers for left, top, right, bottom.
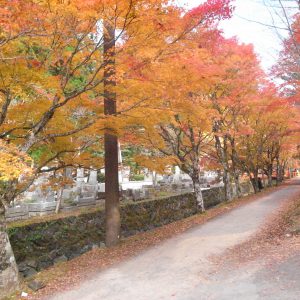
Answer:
[[132, 189, 142, 201], [76, 168, 85, 186], [88, 170, 98, 184], [64, 167, 73, 188], [173, 166, 182, 184]]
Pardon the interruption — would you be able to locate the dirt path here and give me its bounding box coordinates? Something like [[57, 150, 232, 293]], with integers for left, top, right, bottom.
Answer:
[[49, 179, 300, 300]]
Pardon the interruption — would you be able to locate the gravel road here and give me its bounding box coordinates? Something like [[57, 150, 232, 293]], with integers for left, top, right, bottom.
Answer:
[[49, 179, 300, 300]]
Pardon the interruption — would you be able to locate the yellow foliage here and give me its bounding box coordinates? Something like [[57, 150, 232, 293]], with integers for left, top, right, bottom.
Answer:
[[0, 141, 32, 181]]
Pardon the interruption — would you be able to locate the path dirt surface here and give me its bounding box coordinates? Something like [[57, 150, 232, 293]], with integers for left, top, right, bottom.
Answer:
[[49, 179, 300, 300]]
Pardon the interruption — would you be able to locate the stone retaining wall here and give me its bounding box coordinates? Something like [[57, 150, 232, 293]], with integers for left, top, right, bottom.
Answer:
[[8, 183, 253, 278]]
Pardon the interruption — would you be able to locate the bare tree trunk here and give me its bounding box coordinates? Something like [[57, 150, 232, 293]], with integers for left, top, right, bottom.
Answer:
[[250, 178, 257, 193], [223, 168, 233, 201], [280, 161, 286, 181], [289, 167, 293, 179], [276, 158, 281, 185], [251, 171, 260, 193], [0, 204, 19, 298], [215, 134, 233, 201], [192, 176, 205, 212], [230, 137, 241, 198], [233, 172, 241, 198], [280, 166, 284, 182], [104, 20, 120, 247], [55, 188, 63, 214], [268, 172, 273, 187], [267, 164, 273, 187]]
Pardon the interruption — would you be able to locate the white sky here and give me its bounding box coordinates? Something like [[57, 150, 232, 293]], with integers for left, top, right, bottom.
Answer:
[[178, 0, 298, 72]]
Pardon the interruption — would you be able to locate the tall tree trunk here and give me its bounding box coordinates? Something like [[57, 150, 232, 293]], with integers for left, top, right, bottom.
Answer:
[[189, 158, 205, 212], [223, 168, 233, 201], [280, 166, 284, 182], [192, 176, 205, 212], [251, 171, 260, 193], [214, 134, 233, 201], [233, 172, 241, 198], [0, 204, 19, 298], [104, 20, 120, 247], [276, 157, 280, 185], [268, 172, 273, 187], [250, 177, 257, 193], [229, 137, 241, 198], [280, 161, 286, 182], [55, 188, 63, 214], [267, 164, 273, 187]]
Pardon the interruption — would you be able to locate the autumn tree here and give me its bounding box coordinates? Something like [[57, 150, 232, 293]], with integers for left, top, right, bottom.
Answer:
[[269, 6, 300, 182], [0, 0, 135, 293], [205, 39, 263, 198], [0, 1, 109, 294], [273, 10, 300, 159], [120, 29, 234, 211], [135, 97, 215, 212], [101, 0, 234, 234]]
